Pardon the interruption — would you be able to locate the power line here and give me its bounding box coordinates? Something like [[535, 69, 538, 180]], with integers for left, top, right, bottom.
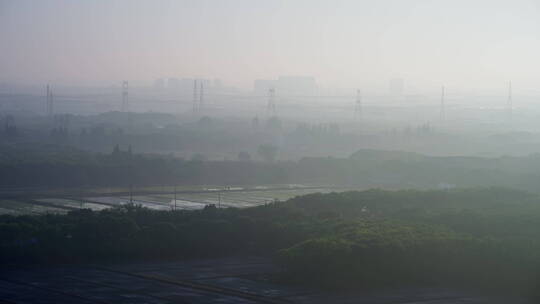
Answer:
[[199, 81, 204, 113], [440, 85, 445, 121], [46, 84, 54, 116], [267, 88, 276, 115], [507, 80, 512, 121], [174, 185, 177, 211], [121, 81, 129, 112], [354, 89, 362, 119], [193, 79, 199, 113]]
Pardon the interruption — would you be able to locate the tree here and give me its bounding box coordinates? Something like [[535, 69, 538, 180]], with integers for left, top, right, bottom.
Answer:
[[266, 116, 282, 131], [191, 153, 207, 162], [198, 116, 212, 128], [238, 151, 251, 161], [112, 144, 120, 155], [257, 144, 279, 162], [251, 116, 259, 129]]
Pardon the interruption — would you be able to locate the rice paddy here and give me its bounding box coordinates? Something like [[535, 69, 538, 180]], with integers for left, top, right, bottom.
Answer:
[[0, 186, 346, 215]]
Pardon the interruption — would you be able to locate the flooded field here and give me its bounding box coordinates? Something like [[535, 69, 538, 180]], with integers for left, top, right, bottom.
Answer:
[[0, 186, 345, 215]]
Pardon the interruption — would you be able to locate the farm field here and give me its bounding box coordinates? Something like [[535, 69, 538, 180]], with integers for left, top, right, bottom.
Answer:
[[0, 185, 346, 215], [0, 199, 68, 215]]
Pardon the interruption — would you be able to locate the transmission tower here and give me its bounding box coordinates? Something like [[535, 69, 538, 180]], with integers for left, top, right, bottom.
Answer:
[[193, 79, 199, 112], [5, 115, 15, 131], [199, 81, 204, 112], [354, 89, 362, 119], [267, 88, 276, 115], [54, 114, 69, 132], [6, 114, 14, 124], [4, 115, 17, 139], [440, 85, 445, 121], [121, 81, 129, 112], [46, 84, 54, 116], [507, 81, 513, 121]]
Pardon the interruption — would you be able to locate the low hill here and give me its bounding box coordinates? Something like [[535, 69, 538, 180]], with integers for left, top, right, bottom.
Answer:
[[2, 188, 540, 299]]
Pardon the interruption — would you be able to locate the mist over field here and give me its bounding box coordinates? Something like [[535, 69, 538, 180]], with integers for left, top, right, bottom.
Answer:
[[2, 1, 540, 303]]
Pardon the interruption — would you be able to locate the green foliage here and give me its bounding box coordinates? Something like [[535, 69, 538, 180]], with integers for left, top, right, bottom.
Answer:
[[0, 143, 291, 187], [257, 144, 279, 162], [3, 188, 540, 298], [5, 145, 540, 195], [277, 189, 540, 297]]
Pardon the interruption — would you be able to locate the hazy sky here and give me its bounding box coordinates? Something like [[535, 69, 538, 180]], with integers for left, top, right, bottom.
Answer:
[[1, 0, 540, 91]]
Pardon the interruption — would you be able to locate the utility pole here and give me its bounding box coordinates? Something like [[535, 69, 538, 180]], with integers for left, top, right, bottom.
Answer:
[[46, 84, 54, 116], [128, 144, 133, 205], [507, 81, 513, 121], [79, 187, 84, 209], [174, 185, 177, 211], [121, 81, 129, 112], [440, 85, 445, 121], [199, 81, 204, 113], [218, 191, 221, 209], [354, 89, 362, 119], [267, 88, 276, 116], [46, 85, 50, 115], [193, 79, 199, 113]]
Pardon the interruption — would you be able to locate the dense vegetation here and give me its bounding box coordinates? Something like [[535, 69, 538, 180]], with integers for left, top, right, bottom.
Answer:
[[2, 188, 540, 299], [0, 143, 290, 187], [4, 143, 540, 195], [1, 112, 354, 160]]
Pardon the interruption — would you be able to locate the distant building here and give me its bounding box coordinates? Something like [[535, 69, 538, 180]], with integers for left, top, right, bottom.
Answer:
[[213, 78, 222, 89], [254, 76, 317, 95], [153, 77, 218, 93], [277, 76, 317, 95], [254, 79, 277, 94], [154, 78, 165, 89], [167, 78, 180, 89], [200, 79, 211, 88], [179, 78, 194, 91], [389, 78, 404, 95], [174, 78, 211, 92]]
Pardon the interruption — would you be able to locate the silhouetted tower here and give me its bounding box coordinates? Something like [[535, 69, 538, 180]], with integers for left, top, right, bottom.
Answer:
[[54, 114, 69, 132], [121, 81, 129, 112], [252, 116, 260, 129], [46, 84, 54, 116], [354, 89, 362, 119], [51, 114, 69, 139], [46, 85, 50, 115], [5, 115, 15, 129], [267, 88, 276, 115], [5, 115, 17, 138], [507, 81, 513, 121], [199, 81, 204, 112], [193, 79, 199, 112], [440, 85, 445, 121]]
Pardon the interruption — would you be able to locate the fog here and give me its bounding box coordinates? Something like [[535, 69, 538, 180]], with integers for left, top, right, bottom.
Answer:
[[7, 2, 540, 302], [2, 0, 540, 91]]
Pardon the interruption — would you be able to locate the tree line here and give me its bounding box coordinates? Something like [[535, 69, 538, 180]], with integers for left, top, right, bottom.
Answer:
[[2, 188, 540, 299]]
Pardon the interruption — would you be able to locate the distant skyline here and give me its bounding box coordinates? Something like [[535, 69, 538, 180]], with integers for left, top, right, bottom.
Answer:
[[1, 0, 540, 92]]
